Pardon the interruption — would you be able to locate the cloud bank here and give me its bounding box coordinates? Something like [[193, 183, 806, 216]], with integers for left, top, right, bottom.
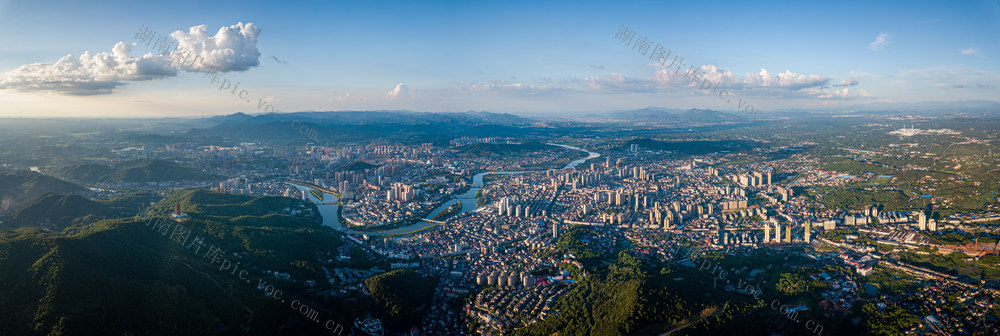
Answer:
[[0, 22, 261, 95], [457, 65, 875, 101]]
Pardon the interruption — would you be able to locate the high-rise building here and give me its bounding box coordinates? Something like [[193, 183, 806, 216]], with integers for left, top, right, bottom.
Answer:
[[774, 222, 782, 243], [553, 220, 562, 240], [804, 221, 812, 243], [764, 224, 771, 243]]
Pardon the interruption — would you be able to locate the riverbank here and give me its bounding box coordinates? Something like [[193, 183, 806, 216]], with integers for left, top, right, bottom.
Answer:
[[287, 143, 599, 237]]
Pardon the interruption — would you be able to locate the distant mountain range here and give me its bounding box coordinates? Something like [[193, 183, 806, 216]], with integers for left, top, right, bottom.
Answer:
[[204, 110, 533, 127], [600, 108, 749, 123], [164, 101, 1000, 144], [187, 109, 755, 144], [188, 110, 538, 144]]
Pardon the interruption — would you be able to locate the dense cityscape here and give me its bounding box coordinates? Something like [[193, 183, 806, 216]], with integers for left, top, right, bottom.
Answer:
[[2, 1, 999, 335], [3, 111, 1000, 335]]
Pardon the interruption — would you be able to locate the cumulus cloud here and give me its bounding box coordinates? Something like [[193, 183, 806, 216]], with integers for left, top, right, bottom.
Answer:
[[814, 87, 870, 99], [467, 81, 541, 92], [961, 48, 980, 56], [869, 32, 891, 51], [646, 65, 738, 88], [583, 72, 659, 92], [0, 42, 176, 95], [743, 68, 828, 90], [578, 65, 740, 93], [386, 83, 409, 99], [643, 66, 826, 91], [833, 79, 859, 87], [463, 65, 837, 102], [170, 22, 261, 72], [0, 22, 261, 95]]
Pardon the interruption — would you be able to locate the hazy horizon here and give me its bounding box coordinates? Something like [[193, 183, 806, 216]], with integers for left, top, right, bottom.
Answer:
[[1, 0, 998, 118]]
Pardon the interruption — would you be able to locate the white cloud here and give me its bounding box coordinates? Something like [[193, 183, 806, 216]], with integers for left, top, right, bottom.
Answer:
[[869, 33, 891, 51], [0, 22, 262, 95], [0, 43, 176, 95], [170, 22, 261, 72], [744, 68, 828, 90], [646, 65, 738, 88], [467, 81, 542, 92], [386, 83, 409, 99], [583, 72, 659, 92], [833, 79, 859, 87], [460, 65, 836, 102], [814, 87, 871, 99], [961, 48, 980, 56]]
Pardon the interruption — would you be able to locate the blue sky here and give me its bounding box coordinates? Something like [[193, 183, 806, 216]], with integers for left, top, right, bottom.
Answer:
[[0, 0, 997, 117]]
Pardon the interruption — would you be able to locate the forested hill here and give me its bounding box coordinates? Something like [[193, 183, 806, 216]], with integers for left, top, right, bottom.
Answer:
[[0, 171, 85, 213], [55, 159, 215, 183], [0, 189, 360, 335]]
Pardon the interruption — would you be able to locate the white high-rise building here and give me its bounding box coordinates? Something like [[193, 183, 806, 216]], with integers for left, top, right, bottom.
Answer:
[[804, 221, 812, 243], [774, 222, 782, 243]]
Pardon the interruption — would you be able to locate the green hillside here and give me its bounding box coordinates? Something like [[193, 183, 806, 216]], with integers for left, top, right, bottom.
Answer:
[[56, 159, 214, 183], [5, 192, 158, 230], [0, 171, 85, 213], [108, 159, 214, 183], [9, 194, 108, 229], [363, 269, 437, 330], [54, 163, 113, 182], [622, 138, 764, 155], [0, 189, 355, 335]]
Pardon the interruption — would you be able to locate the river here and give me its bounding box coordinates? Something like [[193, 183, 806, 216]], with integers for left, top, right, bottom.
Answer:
[[289, 143, 599, 236]]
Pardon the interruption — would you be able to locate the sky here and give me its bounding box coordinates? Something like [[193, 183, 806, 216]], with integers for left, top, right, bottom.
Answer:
[[0, 0, 998, 117]]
